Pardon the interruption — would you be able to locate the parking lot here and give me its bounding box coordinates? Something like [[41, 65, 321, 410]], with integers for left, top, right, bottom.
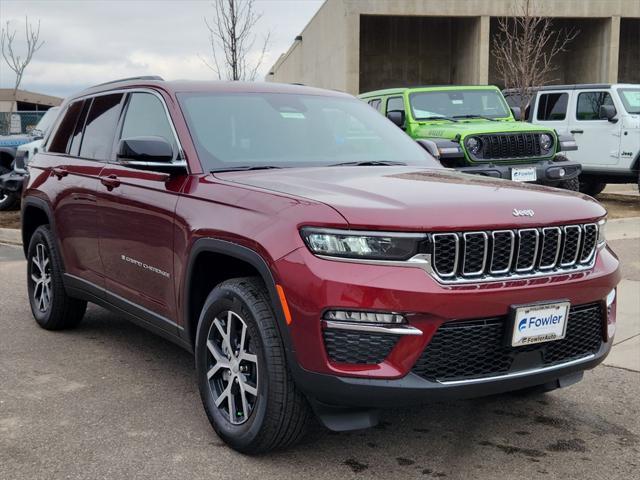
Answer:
[[0, 215, 638, 480]]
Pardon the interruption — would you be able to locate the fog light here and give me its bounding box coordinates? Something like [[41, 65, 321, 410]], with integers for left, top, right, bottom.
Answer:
[[606, 289, 616, 307], [323, 310, 405, 324], [558, 168, 566, 177]]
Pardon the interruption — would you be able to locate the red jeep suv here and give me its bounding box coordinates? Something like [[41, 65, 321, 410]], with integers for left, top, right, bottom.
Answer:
[[21, 77, 620, 453]]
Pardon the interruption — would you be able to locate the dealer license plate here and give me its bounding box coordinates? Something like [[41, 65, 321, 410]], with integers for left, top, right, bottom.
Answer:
[[511, 167, 537, 182], [511, 301, 570, 347]]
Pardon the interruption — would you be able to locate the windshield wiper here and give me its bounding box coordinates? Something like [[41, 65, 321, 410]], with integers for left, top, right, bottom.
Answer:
[[452, 114, 497, 121], [210, 165, 283, 173], [329, 160, 407, 167], [418, 116, 458, 123]]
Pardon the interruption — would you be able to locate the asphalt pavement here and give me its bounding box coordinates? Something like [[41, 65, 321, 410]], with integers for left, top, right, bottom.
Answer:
[[0, 228, 639, 480]]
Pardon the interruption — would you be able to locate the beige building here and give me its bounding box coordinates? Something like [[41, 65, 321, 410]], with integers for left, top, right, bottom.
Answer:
[[267, 0, 640, 94], [0, 89, 63, 113]]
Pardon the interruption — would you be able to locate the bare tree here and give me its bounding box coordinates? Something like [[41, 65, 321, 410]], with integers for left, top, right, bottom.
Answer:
[[1, 17, 44, 119], [491, 0, 579, 118], [202, 0, 271, 81]]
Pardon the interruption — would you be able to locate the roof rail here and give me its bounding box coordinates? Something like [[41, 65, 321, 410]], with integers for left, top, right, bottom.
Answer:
[[91, 75, 164, 88]]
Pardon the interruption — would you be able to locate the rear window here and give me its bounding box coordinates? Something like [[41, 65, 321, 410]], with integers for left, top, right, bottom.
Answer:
[[537, 93, 568, 121], [48, 101, 84, 153], [79, 94, 123, 160]]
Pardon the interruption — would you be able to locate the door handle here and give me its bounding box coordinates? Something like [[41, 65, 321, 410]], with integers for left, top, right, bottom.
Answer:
[[100, 174, 121, 191], [570, 130, 584, 134], [52, 167, 69, 179]]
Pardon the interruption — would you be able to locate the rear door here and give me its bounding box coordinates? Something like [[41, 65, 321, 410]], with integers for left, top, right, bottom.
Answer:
[[97, 90, 187, 328], [43, 94, 124, 287], [569, 89, 622, 168]]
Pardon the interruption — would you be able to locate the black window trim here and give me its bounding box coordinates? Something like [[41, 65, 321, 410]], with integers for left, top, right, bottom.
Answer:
[[44, 88, 186, 169]]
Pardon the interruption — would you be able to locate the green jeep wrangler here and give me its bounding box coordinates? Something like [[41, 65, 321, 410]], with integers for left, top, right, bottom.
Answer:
[[359, 86, 581, 190]]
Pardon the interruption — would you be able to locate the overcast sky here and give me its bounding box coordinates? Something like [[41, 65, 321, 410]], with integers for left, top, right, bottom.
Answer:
[[0, 0, 323, 98]]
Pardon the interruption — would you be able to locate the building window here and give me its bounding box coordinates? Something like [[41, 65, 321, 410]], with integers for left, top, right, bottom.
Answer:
[[537, 93, 568, 121], [576, 92, 614, 121]]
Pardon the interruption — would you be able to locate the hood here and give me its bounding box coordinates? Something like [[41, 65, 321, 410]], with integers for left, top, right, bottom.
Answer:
[[414, 120, 553, 140], [216, 167, 606, 231]]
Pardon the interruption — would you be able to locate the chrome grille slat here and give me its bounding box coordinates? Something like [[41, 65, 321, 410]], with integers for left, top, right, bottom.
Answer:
[[580, 224, 598, 264], [430, 223, 598, 283], [462, 232, 488, 276], [539, 227, 562, 270], [560, 225, 582, 267]]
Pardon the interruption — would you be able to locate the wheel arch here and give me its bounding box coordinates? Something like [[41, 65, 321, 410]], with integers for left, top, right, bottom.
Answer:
[[21, 197, 57, 259], [0, 148, 15, 168], [183, 238, 294, 357]]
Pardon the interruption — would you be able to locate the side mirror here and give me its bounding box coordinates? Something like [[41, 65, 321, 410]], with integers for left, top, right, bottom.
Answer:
[[510, 106, 522, 121], [386, 110, 405, 128], [116, 136, 187, 173], [599, 104, 617, 122]]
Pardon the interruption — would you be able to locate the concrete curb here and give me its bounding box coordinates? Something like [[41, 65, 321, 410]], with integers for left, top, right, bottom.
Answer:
[[599, 193, 639, 203], [0, 228, 21, 245]]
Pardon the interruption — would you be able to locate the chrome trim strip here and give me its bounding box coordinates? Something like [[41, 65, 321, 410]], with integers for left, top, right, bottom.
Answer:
[[490, 230, 515, 274], [462, 232, 488, 276], [432, 233, 459, 278], [539, 227, 562, 270], [437, 354, 596, 385], [515, 228, 539, 272], [561, 225, 582, 267], [323, 321, 423, 336], [579, 223, 598, 264]]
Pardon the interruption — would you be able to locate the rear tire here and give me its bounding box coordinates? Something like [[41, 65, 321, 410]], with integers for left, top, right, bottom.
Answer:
[[579, 177, 606, 197], [195, 277, 311, 454], [27, 225, 87, 330]]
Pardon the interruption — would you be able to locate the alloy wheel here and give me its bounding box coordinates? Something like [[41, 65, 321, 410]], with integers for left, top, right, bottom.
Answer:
[[31, 243, 52, 312], [206, 310, 259, 425]]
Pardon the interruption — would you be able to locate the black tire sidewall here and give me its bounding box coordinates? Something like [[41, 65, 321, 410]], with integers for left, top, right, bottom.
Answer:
[[26, 226, 56, 326], [195, 285, 271, 450]]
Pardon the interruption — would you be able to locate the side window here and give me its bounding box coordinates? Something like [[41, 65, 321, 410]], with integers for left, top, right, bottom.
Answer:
[[79, 93, 123, 160], [367, 98, 381, 111], [576, 91, 614, 121], [537, 93, 568, 121], [386, 96, 405, 114], [119, 93, 178, 158], [48, 101, 83, 153], [68, 99, 91, 156]]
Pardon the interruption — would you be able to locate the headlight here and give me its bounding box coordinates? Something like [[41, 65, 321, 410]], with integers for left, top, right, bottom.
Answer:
[[466, 136, 482, 155], [300, 228, 427, 261], [540, 133, 553, 151], [598, 218, 606, 246]]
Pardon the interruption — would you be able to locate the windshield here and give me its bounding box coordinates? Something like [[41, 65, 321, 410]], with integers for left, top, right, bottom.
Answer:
[[178, 92, 439, 171], [410, 89, 511, 120], [618, 88, 640, 114], [34, 107, 60, 134]]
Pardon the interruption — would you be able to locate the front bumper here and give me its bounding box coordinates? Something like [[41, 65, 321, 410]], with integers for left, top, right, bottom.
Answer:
[[456, 159, 581, 184], [0, 169, 25, 193], [274, 245, 620, 405]]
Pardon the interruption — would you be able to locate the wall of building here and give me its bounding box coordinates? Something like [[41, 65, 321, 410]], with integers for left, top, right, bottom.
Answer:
[[619, 18, 640, 83], [268, 0, 640, 94]]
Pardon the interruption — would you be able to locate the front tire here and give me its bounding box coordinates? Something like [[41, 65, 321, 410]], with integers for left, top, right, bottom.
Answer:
[[195, 277, 311, 454], [27, 225, 87, 330], [579, 177, 606, 197], [558, 176, 580, 192]]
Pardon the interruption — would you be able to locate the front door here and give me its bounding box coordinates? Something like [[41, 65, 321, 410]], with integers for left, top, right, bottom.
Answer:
[[97, 91, 187, 329], [569, 89, 622, 168]]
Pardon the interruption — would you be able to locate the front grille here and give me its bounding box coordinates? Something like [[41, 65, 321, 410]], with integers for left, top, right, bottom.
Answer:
[[323, 329, 398, 364], [478, 133, 544, 160], [411, 303, 603, 382], [430, 223, 598, 283]]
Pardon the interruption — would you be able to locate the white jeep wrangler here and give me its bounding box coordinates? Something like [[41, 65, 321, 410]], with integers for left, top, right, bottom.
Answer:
[[504, 84, 640, 197]]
